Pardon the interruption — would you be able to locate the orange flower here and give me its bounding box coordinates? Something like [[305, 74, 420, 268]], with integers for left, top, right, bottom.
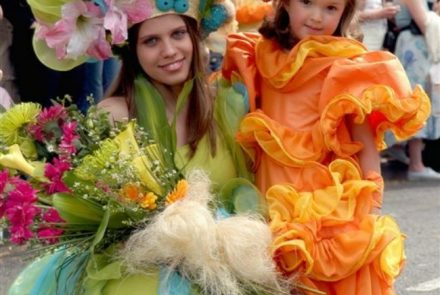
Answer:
[[139, 192, 158, 210], [121, 183, 142, 202], [165, 179, 188, 206]]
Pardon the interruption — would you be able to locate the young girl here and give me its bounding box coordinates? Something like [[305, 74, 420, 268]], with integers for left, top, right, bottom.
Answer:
[[223, 0, 430, 294]]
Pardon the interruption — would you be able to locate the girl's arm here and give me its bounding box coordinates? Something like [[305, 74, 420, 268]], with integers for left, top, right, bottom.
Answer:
[[349, 119, 381, 176], [350, 119, 383, 213]]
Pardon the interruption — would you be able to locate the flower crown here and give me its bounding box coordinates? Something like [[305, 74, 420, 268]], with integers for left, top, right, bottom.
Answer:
[[27, 0, 235, 71]]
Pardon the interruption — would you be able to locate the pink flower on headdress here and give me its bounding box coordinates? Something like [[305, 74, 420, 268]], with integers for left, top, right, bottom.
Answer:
[[103, 0, 153, 44], [35, 1, 110, 60], [114, 0, 153, 24]]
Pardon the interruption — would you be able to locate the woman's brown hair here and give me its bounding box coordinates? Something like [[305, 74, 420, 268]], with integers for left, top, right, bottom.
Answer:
[[259, 0, 360, 50], [107, 15, 216, 157]]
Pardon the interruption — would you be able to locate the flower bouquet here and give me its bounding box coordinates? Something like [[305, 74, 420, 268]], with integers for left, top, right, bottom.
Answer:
[[0, 100, 293, 295], [0, 98, 192, 246]]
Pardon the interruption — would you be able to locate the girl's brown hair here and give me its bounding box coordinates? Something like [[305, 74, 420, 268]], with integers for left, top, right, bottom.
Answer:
[[259, 0, 360, 50], [107, 16, 216, 157]]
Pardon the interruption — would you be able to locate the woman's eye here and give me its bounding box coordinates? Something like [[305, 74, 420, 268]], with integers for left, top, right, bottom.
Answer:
[[327, 5, 338, 11], [144, 37, 157, 46], [173, 29, 187, 39], [301, 0, 311, 5]]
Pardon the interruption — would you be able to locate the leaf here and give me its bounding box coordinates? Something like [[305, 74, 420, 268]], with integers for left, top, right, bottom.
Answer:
[[91, 207, 110, 249], [53, 193, 104, 225]]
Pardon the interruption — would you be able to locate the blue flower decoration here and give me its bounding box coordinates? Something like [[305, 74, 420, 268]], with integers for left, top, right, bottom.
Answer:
[[155, 0, 189, 13], [201, 4, 228, 34], [174, 0, 189, 13], [156, 0, 174, 11], [93, 0, 108, 13]]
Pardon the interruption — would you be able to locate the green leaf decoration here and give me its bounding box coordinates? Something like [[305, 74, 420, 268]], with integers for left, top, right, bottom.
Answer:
[[53, 193, 104, 225], [219, 178, 268, 218], [33, 36, 87, 71], [27, 0, 67, 23]]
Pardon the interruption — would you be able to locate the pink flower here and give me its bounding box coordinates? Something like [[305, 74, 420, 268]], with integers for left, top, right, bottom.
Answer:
[[4, 179, 40, 245], [103, 0, 152, 45], [113, 0, 153, 24], [39, 105, 68, 122], [59, 121, 80, 156], [38, 208, 64, 244], [9, 224, 34, 245], [86, 29, 113, 59], [37, 228, 64, 244], [28, 105, 68, 142], [103, 1, 128, 44], [35, 1, 106, 60], [0, 169, 9, 194], [43, 158, 71, 194], [0, 170, 9, 218], [42, 208, 64, 223]]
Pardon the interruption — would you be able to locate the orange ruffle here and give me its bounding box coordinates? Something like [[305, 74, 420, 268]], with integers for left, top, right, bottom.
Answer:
[[267, 160, 405, 284]]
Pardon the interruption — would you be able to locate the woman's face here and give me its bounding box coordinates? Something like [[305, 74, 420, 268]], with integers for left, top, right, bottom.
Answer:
[[136, 14, 193, 87], [286, 0, 346, 40]]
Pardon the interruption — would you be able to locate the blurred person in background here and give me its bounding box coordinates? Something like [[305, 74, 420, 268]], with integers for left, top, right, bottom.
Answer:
[[358, 0, 400, 50], [0, 3, 19, 102], [390, 0, 440, 180]]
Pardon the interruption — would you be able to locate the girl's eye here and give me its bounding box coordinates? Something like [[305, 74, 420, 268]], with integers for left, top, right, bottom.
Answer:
[[172, 29, 187, 39], [327, 5, 338, 11], [300, 0, 311, 5]]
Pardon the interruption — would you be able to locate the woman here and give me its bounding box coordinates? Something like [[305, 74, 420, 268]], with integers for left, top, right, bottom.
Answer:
[[8, 1, 288, 294]]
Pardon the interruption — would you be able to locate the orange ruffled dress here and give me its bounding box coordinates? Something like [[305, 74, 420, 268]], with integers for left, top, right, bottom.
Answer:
[[222, 34, 430, 295]]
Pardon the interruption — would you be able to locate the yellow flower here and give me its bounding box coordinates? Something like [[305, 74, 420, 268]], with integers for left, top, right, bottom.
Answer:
[[0, 103, 40, 159], [0, 103, 40, 145], [165, 180, 188, 206], [0, 144, 36, 176], [139, 192, 158, 210]]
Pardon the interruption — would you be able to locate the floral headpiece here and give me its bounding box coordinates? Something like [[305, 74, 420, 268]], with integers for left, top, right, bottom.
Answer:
[[27, 0, 235, 71]]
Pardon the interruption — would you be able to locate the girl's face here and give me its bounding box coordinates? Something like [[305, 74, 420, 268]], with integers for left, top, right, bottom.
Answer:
[[286, 0, 346, 40], [136, 14, 193, 87]]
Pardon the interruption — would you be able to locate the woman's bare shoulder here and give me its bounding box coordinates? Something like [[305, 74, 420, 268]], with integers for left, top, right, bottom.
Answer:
[[98, 96, 130, 123]]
